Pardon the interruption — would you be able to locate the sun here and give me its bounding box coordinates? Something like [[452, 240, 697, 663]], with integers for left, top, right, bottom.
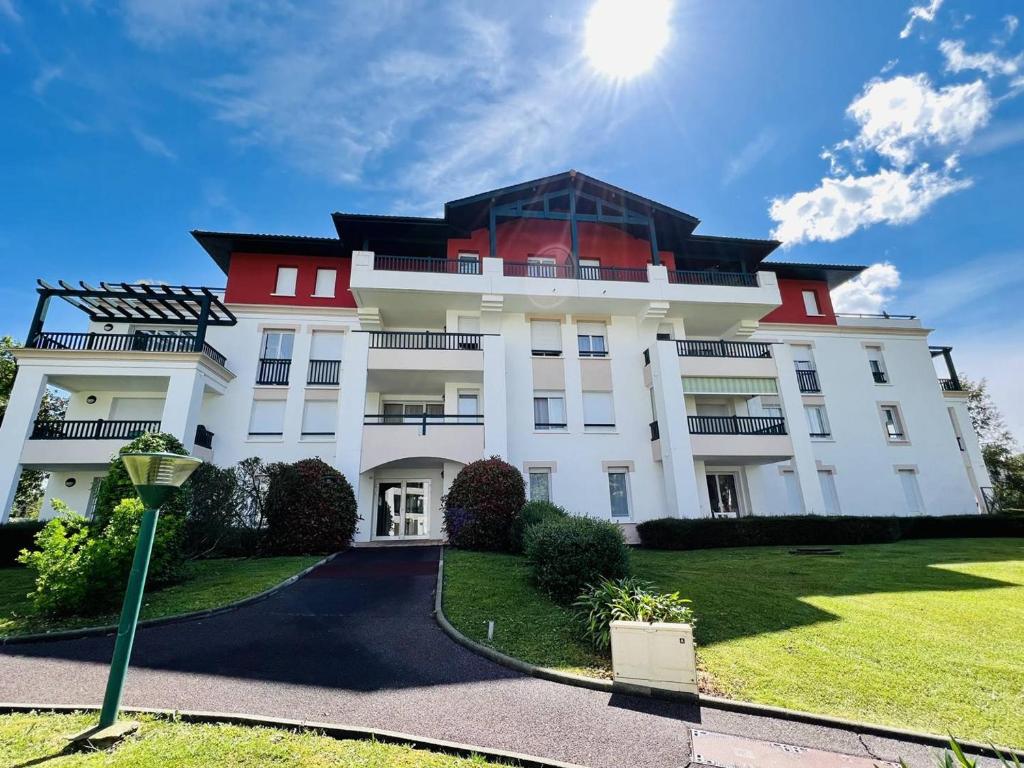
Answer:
[[584, 0, 673, 81]]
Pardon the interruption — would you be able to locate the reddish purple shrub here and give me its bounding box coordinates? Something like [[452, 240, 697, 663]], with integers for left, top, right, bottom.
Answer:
[[443, 456, 526, 551], [264, 458, 359, 554]]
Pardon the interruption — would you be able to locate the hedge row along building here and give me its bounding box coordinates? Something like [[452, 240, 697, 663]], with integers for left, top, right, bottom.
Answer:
[[0, 171, 991, 541]]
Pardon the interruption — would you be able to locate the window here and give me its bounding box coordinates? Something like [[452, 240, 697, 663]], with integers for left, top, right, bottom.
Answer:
[[382, 401, 443, 424], [805, 404, 831, 438], [793, 347, 819, 393], [866, 346, 888, 384], [457, 391, 479, 418], [782, 471, 804, 515], [530, 319, 562, 356], [802, 289, 822, 316], [261, 330, 294, 359], [274, 266, 298, 296], [577, 321, 608, 357], [85, 477, 103, 519], [309, 331, 344, 361], [533, 391, 566, 430], [818, 470, 841, 515], [456, 251, 480, 274], [313, 268, 336, 297], [898, 469, 925, 515], [528, 469, 551, 502], [301, 399, 337, 436], [248, 400, 285, 436], [881, 405, 907, 441], [583, 391, 615, 428], [762, 401, 784, 419], [607, 468, 631, 519], [706, 473, 742, 517], [526, 255, 557, 278]]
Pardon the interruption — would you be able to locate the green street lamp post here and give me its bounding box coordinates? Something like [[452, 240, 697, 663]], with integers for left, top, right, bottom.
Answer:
[[73, 452, 201, 747]]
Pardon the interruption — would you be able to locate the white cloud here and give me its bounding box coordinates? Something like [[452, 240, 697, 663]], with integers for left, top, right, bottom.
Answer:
[[830, 262, 902, 314], [31, 64, 63, 97], [769, 165, 971, 245], [940, 39, 1023, 78], [842, 74, 992, 166], [900, 0, 943, 39], [723, 129, 777, 186], [0, 0, 20, 23], [131, 127, 176, 160]]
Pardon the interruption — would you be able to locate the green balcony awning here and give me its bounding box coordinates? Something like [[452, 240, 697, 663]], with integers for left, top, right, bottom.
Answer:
[[682, 376, 778, 395]]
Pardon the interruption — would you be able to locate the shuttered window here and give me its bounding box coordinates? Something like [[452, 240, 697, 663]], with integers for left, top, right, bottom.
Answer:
[[530, 320, 562, 355]]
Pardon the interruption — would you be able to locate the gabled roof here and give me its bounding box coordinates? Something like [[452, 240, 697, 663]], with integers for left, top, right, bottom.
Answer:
[[192, 230, 346, 274]]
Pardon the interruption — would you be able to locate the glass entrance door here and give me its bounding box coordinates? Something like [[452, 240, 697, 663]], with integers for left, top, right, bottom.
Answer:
[[706, 473, 742, 517], [375, 480, 431, 539]]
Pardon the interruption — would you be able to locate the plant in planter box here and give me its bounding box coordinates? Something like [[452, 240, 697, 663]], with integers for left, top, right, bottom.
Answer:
[[573, 577, 694, 652]]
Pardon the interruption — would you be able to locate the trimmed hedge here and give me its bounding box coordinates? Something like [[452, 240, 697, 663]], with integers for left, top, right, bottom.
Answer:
[[524, 516, 631, 604], [264, 458, 359, 555], [510, 500, 569, 553], [0, 520, 46, 567], [636, 514, 1024, 551], [443, 457, 526, 551]]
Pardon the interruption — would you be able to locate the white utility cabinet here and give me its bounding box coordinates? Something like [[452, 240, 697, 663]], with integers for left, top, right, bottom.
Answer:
[[610, 620, 697, 695]]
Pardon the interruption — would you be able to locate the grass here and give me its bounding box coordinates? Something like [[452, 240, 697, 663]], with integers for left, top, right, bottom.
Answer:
[[0, 556, 319, 638], [443, 539, 1024, 747], [0, 712, 501, 767]]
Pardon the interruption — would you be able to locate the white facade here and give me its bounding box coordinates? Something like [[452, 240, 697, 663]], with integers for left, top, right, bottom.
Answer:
[[0, 253, 991, 544]]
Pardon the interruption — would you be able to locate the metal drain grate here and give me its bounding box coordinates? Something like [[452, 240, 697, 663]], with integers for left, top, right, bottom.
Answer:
[[690, 729, 898, 768]]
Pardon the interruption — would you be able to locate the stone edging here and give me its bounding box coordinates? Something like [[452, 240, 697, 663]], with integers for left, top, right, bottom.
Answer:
[[0, 703, 583, 768], [432, 548, 1024, 762], [0, 552, 339, 646]]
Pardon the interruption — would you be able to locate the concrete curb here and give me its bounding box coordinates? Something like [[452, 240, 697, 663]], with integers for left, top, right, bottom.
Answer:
[[0, 703, 584, 768], [1, 552, 339, 646], [433, 548, 1024, 761]]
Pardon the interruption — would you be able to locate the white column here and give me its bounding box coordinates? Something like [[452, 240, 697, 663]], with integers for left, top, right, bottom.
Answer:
[[482, 334, 508, 458], [773, 343, 827, 515], [0, 366, 48, 522], [650, 339, 703, 518], [161, 369, 206, 452], [336, 330, 369, 485]]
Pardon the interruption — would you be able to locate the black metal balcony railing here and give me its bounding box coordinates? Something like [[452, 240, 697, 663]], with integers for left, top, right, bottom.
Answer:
[[687, 415, 787, 436], [373, 254, 481, 275], [194, 424, 214, 449], [796, 369, 821, 393], [30, 419, 161, 440], [871, 370, 888, 384], [503, 262, 648, 283], [367, 331, 482, 351], [939, 378, 963, 391], [649, 420, 660, 441], [256, 358, 291, 385], [363, 413, 484, 435], [668, 270, 758, 288], [809, 431, 832, 439], [32, 331, 228, 368], [676, 339, 772, 359], [307, 359, 341, 385]]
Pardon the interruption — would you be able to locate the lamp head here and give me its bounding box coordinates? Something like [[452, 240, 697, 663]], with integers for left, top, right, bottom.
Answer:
[[121, 452, 202, 509]]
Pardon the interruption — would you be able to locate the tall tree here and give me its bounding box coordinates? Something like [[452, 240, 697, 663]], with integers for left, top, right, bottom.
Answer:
[[960, 375, 1023, 514]]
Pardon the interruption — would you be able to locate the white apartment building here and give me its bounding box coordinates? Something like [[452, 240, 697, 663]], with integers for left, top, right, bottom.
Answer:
[[0, 172, 992, 541]]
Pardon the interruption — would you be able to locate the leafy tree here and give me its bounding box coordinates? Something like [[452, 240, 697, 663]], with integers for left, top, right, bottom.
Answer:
[[93, 431, 187, 525], [961, 375, 1023, 514]]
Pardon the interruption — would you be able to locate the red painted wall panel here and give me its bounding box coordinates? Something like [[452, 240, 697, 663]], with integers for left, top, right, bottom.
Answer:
[[447, 220, 675, 269], [224, 252, 355, 308], [761, 278, 837, 325]]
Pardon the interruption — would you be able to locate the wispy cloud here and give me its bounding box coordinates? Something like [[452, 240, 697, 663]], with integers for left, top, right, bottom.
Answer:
[[722, 129, 777, 186], [900, 251, 1024, 320], [831, 262, 901, 314], [31, 64, 63, 97], [940, 39, 1023, 78], [0, 0, 20, 23], [131, 126, 176, 159], [900, 0, 943, 40]]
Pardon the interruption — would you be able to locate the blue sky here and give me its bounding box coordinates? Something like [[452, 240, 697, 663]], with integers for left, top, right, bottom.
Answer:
[[1, 0, 1022, 438]]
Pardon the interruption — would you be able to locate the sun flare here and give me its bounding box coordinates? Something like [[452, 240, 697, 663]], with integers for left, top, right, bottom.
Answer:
[[584, 0, 673, 80]]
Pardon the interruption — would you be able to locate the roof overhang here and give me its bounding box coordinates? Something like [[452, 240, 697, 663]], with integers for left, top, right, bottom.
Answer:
[[331, 213, 451, 250], [758, 261, 867, 289], [192, 230, 347, 274]]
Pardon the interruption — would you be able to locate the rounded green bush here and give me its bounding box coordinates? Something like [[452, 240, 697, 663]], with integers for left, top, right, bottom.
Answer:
[[93, 431, 187, 526], [510, 500, 568, 553], [524, 516, 631, 604], [264, 458, 358, 555], [443, 456, 526, 551]]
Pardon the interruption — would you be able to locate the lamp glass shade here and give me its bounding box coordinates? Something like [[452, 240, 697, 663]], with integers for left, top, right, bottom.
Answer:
[[122, 452, 202, 490]]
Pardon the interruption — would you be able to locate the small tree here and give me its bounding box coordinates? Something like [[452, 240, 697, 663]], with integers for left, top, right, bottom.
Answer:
[[182, 462, 239, 557], [961, 375, 1023, 514], [93, 431, 187, 525], [442, 456, 526, 551], [264, 458, 358, 554]]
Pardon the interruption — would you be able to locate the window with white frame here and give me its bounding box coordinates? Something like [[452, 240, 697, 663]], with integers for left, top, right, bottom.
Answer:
[[528, 468, 551, 502], [457, 391, 479, 419], [261, 330, 294, 359], [530, 319, 562, 356], [248, 400, 285, 436], [309, 331, 344, 361], [381, 401, 443, 424], [607, 468, 631, 519], [526, 255, 558, 278], [866, 347, 889, 385], [313, 268, 336, 297], [578, 258, 601, 280], [583, 391, 615, 428], [456, 251, 480, 274], [818, 469, 841, 515], [881, 404, 907, 441], [802, 289, 822, 316], [274, 266, 298, 296], [897, 468, 925, 514], [301, 399, 337, 436], [805, 404, 831, 438], [533, 391, 566, 430], [577, 321, 608, 357], [761, 400, 783, 419], [85, 477, 103, 519]]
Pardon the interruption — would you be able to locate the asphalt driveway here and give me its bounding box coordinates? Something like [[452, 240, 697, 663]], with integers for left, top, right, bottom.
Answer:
[[0, 546, 990, 767]]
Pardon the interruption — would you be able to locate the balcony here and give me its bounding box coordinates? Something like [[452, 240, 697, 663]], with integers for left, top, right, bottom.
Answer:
[[367, 331, 482, 351], [30, 418, 161, 440], [256, 358, 291, 386], [686, 416, 793, 462], [668, 270, 758, 288], [32, 332, 228, 368], [676, 339, 777, 379], [22, 418, 162, 467], [677, 340, 771, 358], [361, 414, 484, 470], [503, 261, 648, 283], [939, 378, 963, 392], [374, 254, 481, 275], [872, 370, 888, 384], [194, 424, 214, 449], [307, 359, 341, 385], [366, 331, 485, 376], [796, 369, 821, 393], [688, 416, 786, 436]]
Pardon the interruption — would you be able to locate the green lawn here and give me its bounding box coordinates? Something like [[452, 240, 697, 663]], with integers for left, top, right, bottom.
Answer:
[[0, 712, 499, 767], [0, 556, 319, 638], [443, 539, 1024, 748]]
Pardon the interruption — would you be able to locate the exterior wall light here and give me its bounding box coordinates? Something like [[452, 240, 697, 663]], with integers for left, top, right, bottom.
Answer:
[[86, 395, 97, 404], [64, 477, 76, 487], [103, 323, 114, 331], [74, 452, 201, 747]]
